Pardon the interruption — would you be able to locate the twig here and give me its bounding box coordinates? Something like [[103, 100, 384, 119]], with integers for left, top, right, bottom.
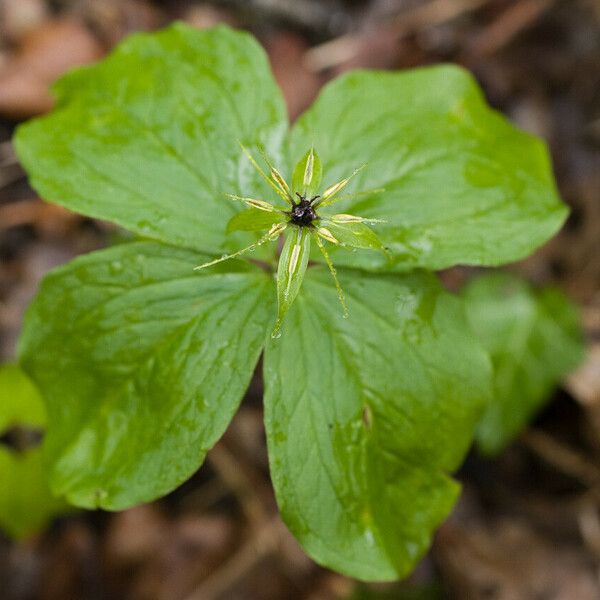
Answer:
[[211, 0, 342, 34], [578, 497, 600, 559], [182, 515, 282, 600], [177, 478, 230, 514], [0, 199, 77, 230], [206, 443, 269, 526], [0, 198, 43, 228], [0, 141, 17, 166], [521, 429, 600, 488], [0, 165, 24, 191], [469, 0, 556, 56], [566, 344, 600, 407], [305, 0, 489, 71], [179, 439, 283, 600]]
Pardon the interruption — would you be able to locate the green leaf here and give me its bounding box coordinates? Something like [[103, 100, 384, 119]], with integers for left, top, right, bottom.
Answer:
[[292, 147, 323, 197], [323, 219, 387, 254], [0, 364, 65, 540], [227, 207, 286, 233], [14, 23, 288, 257], [18, 241, 274, 509], [291, 65, 568, 272], [274, 226, 311, 337], [0, 363, 46, 433], [0, 447, 66, 539], [264, 268, 491, 580], [462, 272, 585, 455]]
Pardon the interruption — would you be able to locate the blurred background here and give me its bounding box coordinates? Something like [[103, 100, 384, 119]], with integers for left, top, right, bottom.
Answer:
[[0, 0, 599, 598]]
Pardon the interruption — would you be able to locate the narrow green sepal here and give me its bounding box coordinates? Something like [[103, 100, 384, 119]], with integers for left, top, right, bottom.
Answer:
[[256, 146, 294, 204], [227, 207, 286, 233], [194, 222, 287, 271], [292, 148, 322, 197], [315, 165, 366, 207], [273, 226, 312, 338]]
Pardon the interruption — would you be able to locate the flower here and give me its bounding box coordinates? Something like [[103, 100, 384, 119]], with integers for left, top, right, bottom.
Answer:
[[194, 145, 387, 336]]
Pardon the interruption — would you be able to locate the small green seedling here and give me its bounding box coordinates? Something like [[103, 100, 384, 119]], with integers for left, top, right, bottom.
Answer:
[[0, 364, 65, 539], [14, 24, 575, 580]]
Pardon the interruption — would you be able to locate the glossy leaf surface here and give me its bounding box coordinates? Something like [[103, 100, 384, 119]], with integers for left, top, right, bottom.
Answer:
[[15, 24, 288, 256], [18, 242, 274, 509], [264, 268, 491, 580], [291, 66, 567, 272]]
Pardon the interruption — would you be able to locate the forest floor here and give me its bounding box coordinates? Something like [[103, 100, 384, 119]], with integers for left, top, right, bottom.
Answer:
[[1, 1, 599, 598]]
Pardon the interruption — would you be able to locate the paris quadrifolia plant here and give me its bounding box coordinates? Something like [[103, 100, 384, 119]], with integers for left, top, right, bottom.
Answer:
[[12, 23, 582, 581]]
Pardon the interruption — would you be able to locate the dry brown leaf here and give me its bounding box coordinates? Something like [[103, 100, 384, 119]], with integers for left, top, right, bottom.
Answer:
[[0, 0, 49, 42], [0, 18, 105, 119], [265, 32, 324, 122]]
